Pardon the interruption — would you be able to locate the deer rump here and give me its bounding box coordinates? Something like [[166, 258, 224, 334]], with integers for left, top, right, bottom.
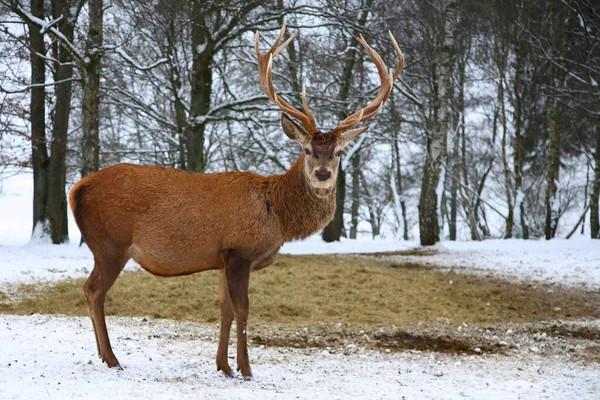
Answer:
[[71, 163, 283, 277]]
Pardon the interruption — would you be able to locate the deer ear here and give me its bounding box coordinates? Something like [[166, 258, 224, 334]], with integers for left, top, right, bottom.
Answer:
[[281, 114, 308, 144], [340, 126, 368, 147]]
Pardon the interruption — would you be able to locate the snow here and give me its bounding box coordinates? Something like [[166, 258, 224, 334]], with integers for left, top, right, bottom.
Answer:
[[412, 239, 600, 289], [196, 43, 207, 54], [0, 172, 82, 245], [115, 47, 169, 71], [280, 236, 417, 255], [0, 314, 598, 400]]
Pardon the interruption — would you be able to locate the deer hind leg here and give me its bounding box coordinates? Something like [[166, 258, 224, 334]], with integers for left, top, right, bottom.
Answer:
[[216, 268, 235, 377], [84, 250, 128, 369], [84, 268, 102, 357], [225, 252, 252, 379]]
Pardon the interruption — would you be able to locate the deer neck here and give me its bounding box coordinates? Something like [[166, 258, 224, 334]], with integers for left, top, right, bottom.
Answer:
[[269, 154, 337, 242]]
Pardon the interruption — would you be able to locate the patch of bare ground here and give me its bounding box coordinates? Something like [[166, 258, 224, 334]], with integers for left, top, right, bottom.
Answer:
[[248, 323, 499, 356], [537, 322, 600, 340], [1, 254, 598, 360], [372, 331, 496, 354]]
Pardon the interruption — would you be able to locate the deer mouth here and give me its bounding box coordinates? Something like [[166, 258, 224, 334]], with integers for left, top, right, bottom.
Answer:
[[309, 177, 335, 189]]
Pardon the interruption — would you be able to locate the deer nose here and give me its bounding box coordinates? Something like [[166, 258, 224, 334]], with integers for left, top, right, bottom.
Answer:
[[316, 170, 331, 181]]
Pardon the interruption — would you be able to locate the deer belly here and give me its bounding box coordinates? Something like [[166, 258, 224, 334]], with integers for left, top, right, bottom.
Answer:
[[128, 243, 222, 277]]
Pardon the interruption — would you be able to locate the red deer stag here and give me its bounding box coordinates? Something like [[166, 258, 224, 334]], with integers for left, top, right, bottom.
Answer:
[[69, 24, 403, 379]]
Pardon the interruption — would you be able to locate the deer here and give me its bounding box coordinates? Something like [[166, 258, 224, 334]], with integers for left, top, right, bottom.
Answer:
[[68, 24, 403, 380]]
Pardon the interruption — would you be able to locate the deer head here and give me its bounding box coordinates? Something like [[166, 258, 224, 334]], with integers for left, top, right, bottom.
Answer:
[[256, 24, 404, 190]]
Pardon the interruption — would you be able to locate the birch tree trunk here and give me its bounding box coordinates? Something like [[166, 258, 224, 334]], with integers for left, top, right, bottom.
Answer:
[[512, 6, 529, 239], [449, 54, 464, 241], [492, 11, 513, 239], [418, 0, 456, 246]]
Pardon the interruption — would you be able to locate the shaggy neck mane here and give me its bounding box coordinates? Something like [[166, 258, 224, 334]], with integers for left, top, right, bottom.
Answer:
[[268, 154, 336, 241]]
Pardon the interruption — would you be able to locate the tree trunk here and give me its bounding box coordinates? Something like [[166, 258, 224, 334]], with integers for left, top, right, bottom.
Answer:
[[544, 1, 564, 240], [323, 168, 346, 242], [46, 0, 76, 243], [29, 0, 73, 243], [81, 0, 103, 177], [492, 18, 513, 239], [322, 0, 372, 242], [513, 13, 529, 239], [359, 172, 380, 238], [591, 127, 600, 239], [161, 0, 187, 169], [457, 67, 480, 241], [349, 153, 360, 239], [498, 66, 513, 239], [391, 143, 409, 240], [390, 97, 409, 241], [419, 0, 456, 246], [544, 96, 560, 239], [187, 0, 212, 172], [449, 58, 463, 241], [30, 0, 49, 240]]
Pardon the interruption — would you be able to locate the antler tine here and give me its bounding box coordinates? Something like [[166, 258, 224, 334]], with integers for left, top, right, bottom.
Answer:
[[389, 30, 405, 80], [332, 32, 404, 134], [255, 25, 317, 133], [301, 84, 316, 126], [335, 109, 365, 133]]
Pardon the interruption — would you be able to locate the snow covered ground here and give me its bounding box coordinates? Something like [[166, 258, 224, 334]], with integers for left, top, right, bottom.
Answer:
[[0, 314, 598, 400], [407, 239, 600, 289]]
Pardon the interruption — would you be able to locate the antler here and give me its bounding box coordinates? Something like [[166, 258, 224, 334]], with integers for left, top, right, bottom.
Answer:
[[255, 24, 318, 134], [331, 31, 404, 134]]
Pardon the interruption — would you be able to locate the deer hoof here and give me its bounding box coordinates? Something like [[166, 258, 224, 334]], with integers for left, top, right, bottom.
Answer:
[[217, 365, 235, 378], [105, 362, 123, 371], [222, 370, 235, 379], [102, 357, 122, 370], [238, 366, 253, 380]]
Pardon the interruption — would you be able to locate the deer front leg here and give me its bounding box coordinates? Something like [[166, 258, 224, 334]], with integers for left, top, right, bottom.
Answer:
[[225, 252, 252, 379], [216, 268, 235, 377]]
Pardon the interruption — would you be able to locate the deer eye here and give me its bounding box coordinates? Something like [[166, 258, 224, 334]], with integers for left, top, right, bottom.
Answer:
[[304, 148, 312, 155]]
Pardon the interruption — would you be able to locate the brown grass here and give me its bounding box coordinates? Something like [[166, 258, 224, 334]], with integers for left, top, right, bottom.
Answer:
[[1, 254, 598, 329]]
